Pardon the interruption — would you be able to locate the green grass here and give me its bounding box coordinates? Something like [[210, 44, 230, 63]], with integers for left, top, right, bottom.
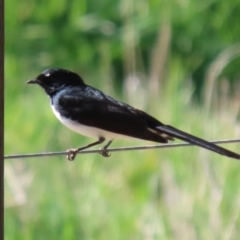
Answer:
[[5, 74, 240, 239]]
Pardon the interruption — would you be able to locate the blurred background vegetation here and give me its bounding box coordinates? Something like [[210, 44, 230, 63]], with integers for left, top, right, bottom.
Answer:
[[5, 0, 240, 239]]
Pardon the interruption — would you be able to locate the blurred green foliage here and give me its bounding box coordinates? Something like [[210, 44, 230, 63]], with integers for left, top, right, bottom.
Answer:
[[5, 0, 240, 89], [5, 0, 240, 239]]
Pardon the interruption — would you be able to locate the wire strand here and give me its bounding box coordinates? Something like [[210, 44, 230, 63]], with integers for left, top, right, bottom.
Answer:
[[4, 139, 240, 160]]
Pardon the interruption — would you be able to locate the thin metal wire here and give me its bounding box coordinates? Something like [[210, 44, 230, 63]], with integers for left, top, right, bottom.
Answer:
[[4, 139, 240, 160]]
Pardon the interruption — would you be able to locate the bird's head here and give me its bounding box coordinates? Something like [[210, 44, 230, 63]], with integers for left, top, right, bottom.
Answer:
[[26, 68, 85, 96]]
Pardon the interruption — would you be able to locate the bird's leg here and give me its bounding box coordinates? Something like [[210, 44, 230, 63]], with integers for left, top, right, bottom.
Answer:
[[67, 137, 105, 161], [99, 140, 113, 157]]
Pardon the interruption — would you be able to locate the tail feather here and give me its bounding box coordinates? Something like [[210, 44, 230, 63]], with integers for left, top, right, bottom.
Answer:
[[156, 125, 240, 160]]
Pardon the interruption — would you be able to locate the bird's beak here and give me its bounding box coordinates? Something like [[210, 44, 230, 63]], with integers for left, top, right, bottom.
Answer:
[[26, 79, 38, 84]]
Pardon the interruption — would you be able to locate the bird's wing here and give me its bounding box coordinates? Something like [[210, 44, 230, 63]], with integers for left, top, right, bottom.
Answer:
[[54, 86, 168, 142]]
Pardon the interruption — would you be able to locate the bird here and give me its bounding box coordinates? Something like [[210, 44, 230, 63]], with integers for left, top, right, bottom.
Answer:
[[26, 68, 240, 161]]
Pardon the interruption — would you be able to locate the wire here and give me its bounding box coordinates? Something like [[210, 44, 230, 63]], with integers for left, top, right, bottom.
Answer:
[[4, 139, 240, 160]]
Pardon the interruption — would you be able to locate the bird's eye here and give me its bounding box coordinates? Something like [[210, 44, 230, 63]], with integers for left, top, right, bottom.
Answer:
[[45, 73, 50, 77]]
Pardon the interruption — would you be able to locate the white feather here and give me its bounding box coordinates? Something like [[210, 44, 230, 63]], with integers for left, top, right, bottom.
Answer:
[[51, 104, 134, 140]]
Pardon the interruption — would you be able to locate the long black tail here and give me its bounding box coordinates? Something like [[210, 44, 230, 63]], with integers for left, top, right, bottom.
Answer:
[[156, 125, 240, 160]]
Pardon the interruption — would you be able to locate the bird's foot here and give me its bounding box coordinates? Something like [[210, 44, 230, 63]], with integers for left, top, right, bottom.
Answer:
[[66, 148, 79, 161], [99, 147, 111, 157]]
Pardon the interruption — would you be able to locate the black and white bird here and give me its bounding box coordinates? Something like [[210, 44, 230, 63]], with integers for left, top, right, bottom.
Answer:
[[26, 68, 240, 161]]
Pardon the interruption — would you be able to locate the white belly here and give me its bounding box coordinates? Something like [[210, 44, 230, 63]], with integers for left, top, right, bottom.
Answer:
[[51, 104, 134, 140]]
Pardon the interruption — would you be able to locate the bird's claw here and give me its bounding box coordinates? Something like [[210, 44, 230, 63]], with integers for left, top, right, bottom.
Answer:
[[67, 146, 111, 160], [99, 147, 111, 157], [67, 149, 78, 161]]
